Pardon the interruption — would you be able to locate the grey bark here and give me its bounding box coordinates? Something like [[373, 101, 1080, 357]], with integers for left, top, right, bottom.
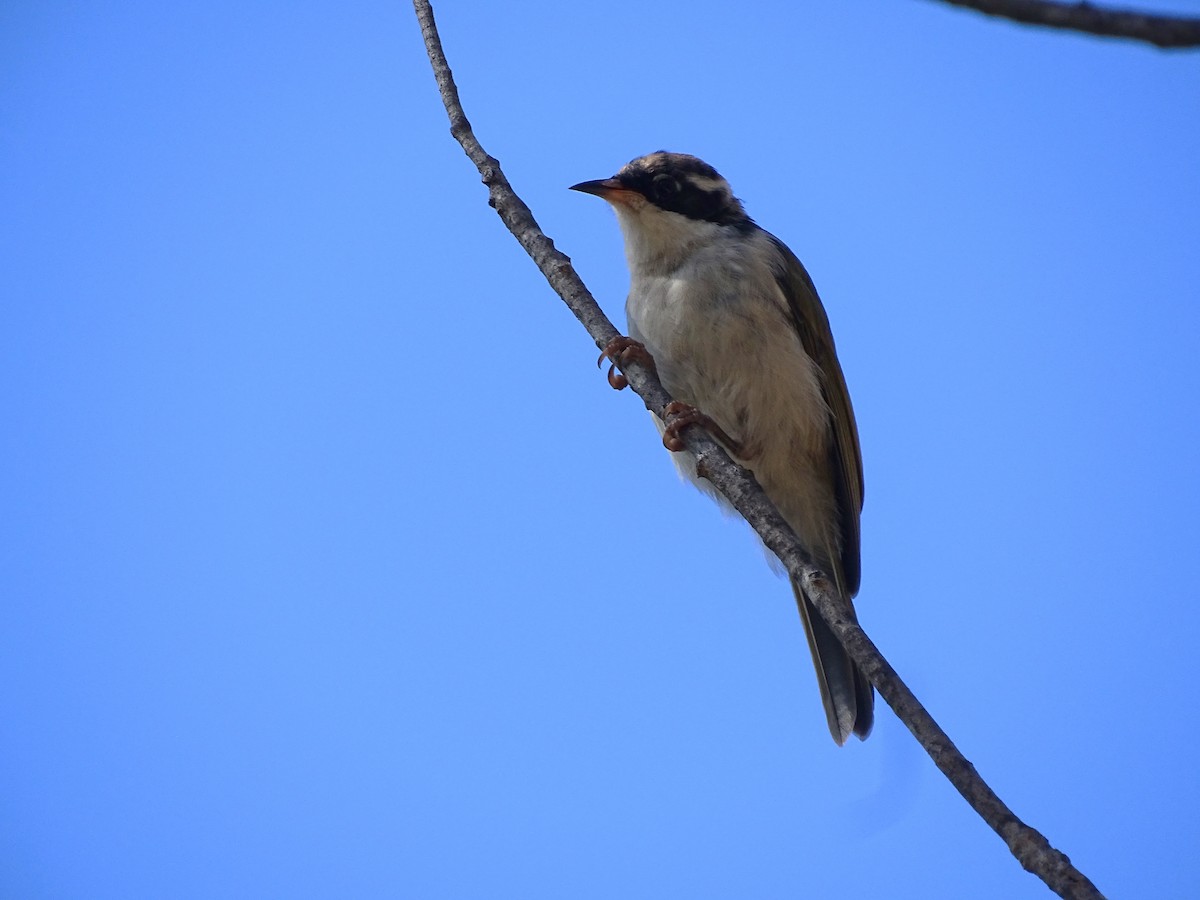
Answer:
[[928, 0, 1200, 48]]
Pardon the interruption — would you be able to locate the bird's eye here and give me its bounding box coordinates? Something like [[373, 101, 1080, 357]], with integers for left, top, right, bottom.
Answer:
[[652, 174, 679, 201]]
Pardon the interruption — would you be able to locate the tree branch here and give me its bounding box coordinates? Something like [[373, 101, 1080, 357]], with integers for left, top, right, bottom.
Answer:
[[412, 1, 1105, 896], [926, 0, 1200, 48]]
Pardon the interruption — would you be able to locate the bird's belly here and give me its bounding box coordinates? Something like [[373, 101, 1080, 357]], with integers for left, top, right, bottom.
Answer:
[[626, 273, 839, 568], [628, 275, 828, 453]]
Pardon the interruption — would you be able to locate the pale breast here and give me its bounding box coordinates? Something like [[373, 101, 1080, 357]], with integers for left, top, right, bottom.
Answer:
[[626, 233, 829, 457], [624, 232, 840, 568]]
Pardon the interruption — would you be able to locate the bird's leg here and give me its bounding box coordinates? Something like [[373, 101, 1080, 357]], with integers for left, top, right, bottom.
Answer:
[[597, 336, 656, 391], [662, 400, 755, 459], [596, 339, 755, 460]]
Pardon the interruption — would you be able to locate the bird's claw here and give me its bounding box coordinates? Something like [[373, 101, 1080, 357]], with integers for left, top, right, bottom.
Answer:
[[662, 400, 750, 457], [597, 336, 655, 391]]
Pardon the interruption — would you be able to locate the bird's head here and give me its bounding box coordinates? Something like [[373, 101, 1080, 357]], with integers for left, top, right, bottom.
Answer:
[[571, 152, 751, 271]]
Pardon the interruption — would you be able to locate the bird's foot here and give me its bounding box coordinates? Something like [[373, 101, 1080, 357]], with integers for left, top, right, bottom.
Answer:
[[597, 336, 655, 391], [662, 400, 751, 457]]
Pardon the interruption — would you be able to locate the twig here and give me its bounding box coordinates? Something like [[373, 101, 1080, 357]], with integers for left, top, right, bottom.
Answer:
[[412, 1, 1106, 896], [927, 0, 1200, 48]]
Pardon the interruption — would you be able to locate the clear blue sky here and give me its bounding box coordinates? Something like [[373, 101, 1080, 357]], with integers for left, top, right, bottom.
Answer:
[[3, 2, 1199, 897]]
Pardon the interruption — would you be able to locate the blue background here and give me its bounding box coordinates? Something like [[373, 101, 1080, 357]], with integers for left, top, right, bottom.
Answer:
[[3, 2, 1198, 897]]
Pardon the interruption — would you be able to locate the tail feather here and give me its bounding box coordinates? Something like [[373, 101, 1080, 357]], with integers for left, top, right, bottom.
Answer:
[[791, 578, 874, 744]]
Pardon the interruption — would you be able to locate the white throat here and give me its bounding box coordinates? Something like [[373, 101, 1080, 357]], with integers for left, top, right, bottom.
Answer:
[[612, 203, 725, 277]]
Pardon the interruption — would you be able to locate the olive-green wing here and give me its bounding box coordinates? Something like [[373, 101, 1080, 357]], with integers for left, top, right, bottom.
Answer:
[[768, 235, 864, 597]]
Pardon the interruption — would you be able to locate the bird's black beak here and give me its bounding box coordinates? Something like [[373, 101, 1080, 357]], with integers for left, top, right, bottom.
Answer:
[[569, 177, 625, 197]]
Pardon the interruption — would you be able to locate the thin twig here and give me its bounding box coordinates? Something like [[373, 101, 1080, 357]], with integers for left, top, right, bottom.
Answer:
[[412, 1, 1106, 896], [927, 0, 1200, 48]]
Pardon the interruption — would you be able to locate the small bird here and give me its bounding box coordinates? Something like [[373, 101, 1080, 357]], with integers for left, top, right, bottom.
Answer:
[[572, 152, 872, 744]]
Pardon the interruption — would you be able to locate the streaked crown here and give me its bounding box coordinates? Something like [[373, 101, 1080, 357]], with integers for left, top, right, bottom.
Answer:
[[612, 152, 750, 227]]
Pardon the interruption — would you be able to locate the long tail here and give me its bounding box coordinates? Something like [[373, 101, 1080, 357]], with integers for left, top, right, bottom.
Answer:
[[790, 578, 874, 745]]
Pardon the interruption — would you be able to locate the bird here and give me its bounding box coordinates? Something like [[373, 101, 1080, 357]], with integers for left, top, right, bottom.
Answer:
[[571, 151, 872, 744]]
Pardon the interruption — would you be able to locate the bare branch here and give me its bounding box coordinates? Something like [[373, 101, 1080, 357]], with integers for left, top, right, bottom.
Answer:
[[927, 0, 1200, 48], [412, 1, 1106, 896]]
